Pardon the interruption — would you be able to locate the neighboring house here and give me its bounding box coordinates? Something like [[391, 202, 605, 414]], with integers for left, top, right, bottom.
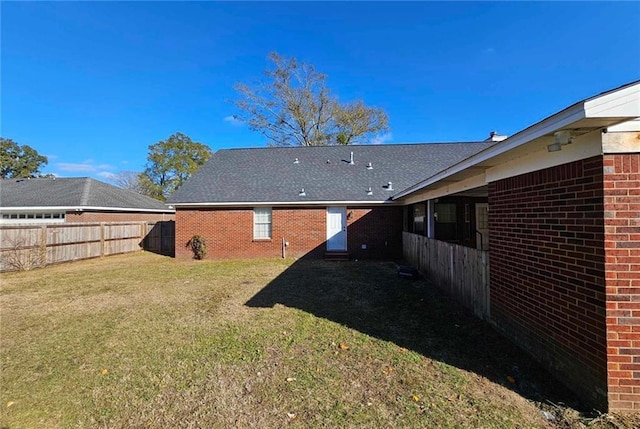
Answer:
[[0, 177, 175, 223], [170, 80, 639, 413]]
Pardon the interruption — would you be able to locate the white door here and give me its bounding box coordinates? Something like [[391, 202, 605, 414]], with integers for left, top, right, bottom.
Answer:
[[475, 203, 489, 251], [326, 207, 347, 251]]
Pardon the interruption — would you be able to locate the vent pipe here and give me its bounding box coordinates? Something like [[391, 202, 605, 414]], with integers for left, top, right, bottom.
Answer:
[[293, 158, 299, 164], [386, 181, 393, 191], [349, 151, 354, 165], [366, 162, 373, 170]]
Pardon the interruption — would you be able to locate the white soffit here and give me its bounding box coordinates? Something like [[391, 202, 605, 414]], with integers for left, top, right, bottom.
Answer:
[[607, 118, 640, 132]]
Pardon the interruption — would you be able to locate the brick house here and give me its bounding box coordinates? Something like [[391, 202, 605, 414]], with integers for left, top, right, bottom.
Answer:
[[393, 81, 640, 413], [0, 177, 175, 223], [167, 142, 495, 260], [169, 81, 639, 412]]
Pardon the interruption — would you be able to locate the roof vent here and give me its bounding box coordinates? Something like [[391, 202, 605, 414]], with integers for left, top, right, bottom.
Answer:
[[326, 159, 331, 164], [299, 188, 306, 197], [349, 151, 354, 165], [385, 181, 393, 191], [366, 187, 373, 196], [366, 162, 373, 170], [486, 131, 507, 142], [293, 158, 299, 164]]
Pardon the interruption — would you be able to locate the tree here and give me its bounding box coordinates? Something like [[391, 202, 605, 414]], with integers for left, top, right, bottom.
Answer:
[[139, 132, 211, 201], [234, 52, 390, 146], [0, 138, 49, 179], [109, 171, 144, 193]]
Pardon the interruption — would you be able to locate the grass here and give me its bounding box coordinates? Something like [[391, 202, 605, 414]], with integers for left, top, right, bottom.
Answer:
[[1, 252, 637, 428]]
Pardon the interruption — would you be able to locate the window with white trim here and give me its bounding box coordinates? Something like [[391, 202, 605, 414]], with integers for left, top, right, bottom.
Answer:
[[253, 208, 272, 239]]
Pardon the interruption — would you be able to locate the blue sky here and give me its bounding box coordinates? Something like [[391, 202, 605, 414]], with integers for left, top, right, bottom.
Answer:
[[2, 1, 639, 181]]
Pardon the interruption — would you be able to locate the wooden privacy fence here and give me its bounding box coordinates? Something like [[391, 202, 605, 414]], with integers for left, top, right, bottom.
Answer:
[[0, 221, 175, 272], [403, 232, 490, 320]]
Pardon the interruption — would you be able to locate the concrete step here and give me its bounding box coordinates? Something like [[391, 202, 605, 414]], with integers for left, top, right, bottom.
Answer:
[[324, 251, 350, 261]]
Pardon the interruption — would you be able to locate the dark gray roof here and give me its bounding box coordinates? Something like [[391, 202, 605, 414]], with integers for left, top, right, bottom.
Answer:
[[168, 142, 495, 204], [0, 177, 173, 212]]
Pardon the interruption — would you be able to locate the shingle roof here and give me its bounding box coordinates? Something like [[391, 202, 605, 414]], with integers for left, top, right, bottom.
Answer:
[[0, 177, 172, 212], [167, 142, 495, 205]]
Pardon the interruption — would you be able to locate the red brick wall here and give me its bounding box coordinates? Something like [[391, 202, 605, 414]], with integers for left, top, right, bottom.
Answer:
[[603, 154, 640, 413], [66, 211, 174, 223], [489, 156, 608, 410], [175, 206, 403, 260], [347, 207, 403, 259]]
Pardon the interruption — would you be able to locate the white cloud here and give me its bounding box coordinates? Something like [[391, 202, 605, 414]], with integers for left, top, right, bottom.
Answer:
[[370, 132, 393, 145], [56, 163, 98, 172], [55, 159, 114, 173], [224, 115, 243, 126]]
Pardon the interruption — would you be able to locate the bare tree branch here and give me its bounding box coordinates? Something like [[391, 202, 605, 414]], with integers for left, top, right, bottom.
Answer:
[[233, 52, 389, 146]]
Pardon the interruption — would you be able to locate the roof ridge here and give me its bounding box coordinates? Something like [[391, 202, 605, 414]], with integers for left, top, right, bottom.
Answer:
[[218, 141, 487, 151]]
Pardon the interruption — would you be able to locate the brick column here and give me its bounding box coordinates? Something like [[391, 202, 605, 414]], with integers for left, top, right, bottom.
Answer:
[[604, 153, 640, 413]]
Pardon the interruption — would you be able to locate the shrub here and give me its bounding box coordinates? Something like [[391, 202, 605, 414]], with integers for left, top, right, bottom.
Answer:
[[190, 235, 207, 260]]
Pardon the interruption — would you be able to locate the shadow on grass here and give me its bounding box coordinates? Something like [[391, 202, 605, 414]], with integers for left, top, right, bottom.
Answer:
[[246, 254, 588, 413]]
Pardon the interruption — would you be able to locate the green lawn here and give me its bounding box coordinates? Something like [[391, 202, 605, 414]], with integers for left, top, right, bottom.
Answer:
[[0, 252, 636, 428]]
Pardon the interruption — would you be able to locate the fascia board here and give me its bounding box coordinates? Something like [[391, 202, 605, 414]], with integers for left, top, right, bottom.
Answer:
[[585, 83, 640, 118], [171, 200, 397, 208]]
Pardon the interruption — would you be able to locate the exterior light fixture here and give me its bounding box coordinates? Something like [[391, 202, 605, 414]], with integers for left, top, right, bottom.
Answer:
[[547, 142, 562, 152], [554, 130, 573, 145], [548, 130, 574, 152]]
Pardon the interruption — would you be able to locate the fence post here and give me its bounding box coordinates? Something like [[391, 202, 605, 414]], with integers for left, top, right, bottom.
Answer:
[[140, 222, 145, 251], [100, 223, 105, 257], [482, 251, 490, 319], [39, 225, 47, 268]]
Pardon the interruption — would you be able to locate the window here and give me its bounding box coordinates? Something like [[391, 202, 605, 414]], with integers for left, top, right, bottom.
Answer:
[[253, 208, 272, 239], [477, 205, 489, 230], [412, 204, 426, 235], [435, 203, 456, 223]]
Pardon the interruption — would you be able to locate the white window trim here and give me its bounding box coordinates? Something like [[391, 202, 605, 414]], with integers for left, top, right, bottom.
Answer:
[[253, 207, 272, 240]]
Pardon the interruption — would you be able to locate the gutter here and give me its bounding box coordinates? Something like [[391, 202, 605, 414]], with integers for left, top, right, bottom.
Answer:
[[169, 200, 399, 208], [0, 206, 175, 213]]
